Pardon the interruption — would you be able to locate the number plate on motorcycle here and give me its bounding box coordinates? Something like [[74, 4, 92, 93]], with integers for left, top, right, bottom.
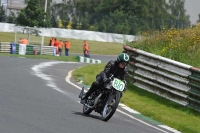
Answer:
[[112, 78, 125, 92]]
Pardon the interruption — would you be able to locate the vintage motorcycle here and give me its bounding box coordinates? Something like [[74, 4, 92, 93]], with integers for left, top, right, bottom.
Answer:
[[78, 75, 126, 121]]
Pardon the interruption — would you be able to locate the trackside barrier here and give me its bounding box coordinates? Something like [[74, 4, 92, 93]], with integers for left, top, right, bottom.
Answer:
[[10, 43, 16, 54], [15, 44, 33, 55], [0, 42, 10, 53], [123, 45, 200, 112], [76, 56, 102, 64], [0, 42, 55, 55], [29, 45, 55, 55], [26, 45, 34, 55]]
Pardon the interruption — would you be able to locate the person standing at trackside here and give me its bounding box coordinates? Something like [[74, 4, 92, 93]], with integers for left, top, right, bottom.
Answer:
[[54, 38, 59, 56], [58, 40, 63, 56], [65, 39, 70, 56], [83, 40, 89, 57], [49, 37, 55, 46]]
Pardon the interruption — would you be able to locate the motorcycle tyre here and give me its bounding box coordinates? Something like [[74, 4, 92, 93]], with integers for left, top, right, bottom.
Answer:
[[83, 104, 93, 115], [101, 91, 120, 121]]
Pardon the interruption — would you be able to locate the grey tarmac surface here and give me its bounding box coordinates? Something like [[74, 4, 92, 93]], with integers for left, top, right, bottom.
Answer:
[[0, 56, 175, 133]]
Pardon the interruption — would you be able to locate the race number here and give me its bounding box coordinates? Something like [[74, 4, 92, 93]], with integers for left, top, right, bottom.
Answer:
[[112, 78, 125, 92]]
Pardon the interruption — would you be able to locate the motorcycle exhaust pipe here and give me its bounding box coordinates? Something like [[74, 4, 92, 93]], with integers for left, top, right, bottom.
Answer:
[[84, 93, 102, 109]]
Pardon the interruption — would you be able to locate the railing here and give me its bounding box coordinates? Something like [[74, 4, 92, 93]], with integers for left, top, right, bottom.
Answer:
[[0, 42, 55, 55], [29, 45, 55, 55], [123, 45, 200, 112], [0, 42, 10, 53]]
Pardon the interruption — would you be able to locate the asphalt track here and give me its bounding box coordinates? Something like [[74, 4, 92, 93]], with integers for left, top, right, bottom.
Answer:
[[0, 55, 179, 133]]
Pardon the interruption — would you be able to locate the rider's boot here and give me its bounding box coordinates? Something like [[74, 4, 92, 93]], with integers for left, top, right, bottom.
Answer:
[[81, 81, 99, 104]]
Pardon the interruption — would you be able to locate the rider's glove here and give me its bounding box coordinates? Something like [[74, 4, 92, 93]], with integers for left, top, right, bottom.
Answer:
[[123, 80, 127, 92], [103, 78, 111, 83], [123, 80, 127, 86]]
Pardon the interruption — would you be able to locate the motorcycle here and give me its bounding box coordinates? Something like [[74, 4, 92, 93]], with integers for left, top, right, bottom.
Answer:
[[78, 75, 126, 121]]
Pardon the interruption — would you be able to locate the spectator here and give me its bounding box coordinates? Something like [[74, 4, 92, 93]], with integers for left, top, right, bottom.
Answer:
[[49, 37, 54, 46], [18, 38, 22, 43], [58, 40, 63, 56], [54, 38, 59, 55], [83, 40, 89, 57], [19, 38, 28, 45], [23, 38, 28, 45], [65, 39, 70, 56]]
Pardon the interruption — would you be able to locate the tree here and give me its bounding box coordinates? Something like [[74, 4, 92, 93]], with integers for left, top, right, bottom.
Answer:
[[50, 0, 76, 28], [16, 0, 51, 27], [197, 14, 200, 23], [43, 0, 191, 34], [7, 11, 16, 23], [0, 5, 6, 22], [168, 0, 190, 28]]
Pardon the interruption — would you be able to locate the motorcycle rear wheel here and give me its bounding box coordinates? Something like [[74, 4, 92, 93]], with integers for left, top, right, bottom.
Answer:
[[101, 91, 120, 121]]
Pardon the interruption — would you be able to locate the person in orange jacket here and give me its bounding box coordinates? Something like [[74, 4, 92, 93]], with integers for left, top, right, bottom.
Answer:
[[83, 40, 89, 57], [23, 38, 28, 45], [58, 40, 63, 56], [18, 38, 23, 44], [54, 38, 60, 55], [49, 37, 54, 46], [65, 39, 70, 56], [19, 38, 28, 45]]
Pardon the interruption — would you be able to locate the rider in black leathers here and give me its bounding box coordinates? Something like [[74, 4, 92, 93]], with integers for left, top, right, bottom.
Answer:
[[81, 53, 130, 102]]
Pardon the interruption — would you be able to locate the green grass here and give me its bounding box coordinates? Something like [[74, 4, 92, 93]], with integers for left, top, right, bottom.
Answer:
[[0, 32, 124, 55], [72, 64, 200, 133]]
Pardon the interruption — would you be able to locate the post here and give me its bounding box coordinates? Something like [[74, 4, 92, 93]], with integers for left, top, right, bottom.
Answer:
[[40, 0, 47, 55], [14, 26, 17, 43]]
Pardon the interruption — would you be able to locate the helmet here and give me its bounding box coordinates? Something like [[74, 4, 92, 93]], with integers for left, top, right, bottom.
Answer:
[[117, 53, 130, 63]]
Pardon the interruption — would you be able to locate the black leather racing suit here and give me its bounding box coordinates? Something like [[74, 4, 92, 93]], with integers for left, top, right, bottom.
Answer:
[[83, 60, 128, 99]]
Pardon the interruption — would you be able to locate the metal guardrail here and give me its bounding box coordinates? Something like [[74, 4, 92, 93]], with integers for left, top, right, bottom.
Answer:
[[0, 42, 55, 55], [0, 42, 11, 53], [29, 45, 55, 55], [123, 45, 200, 112]]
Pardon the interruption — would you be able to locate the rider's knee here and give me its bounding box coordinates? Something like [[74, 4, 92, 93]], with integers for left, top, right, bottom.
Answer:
[[93, 81, 99, 86]]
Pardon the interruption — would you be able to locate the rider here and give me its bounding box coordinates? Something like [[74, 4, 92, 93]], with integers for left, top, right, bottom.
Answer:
[[81, 53, 130, 102]]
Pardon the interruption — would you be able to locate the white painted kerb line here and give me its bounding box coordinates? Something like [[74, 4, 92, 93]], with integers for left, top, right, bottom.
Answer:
[[31, 61, 67, 94]]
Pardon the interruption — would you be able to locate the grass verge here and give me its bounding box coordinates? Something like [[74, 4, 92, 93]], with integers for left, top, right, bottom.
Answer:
[[0, 32, 123, 55], [72, 64, 200, 133]]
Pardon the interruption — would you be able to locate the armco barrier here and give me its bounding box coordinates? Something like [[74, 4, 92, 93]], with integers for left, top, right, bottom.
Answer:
[[26, 45, 34, 55], [0, 42, 10, 53], [123, 45, 200, 112], [188, 68, 200, 111], [29, 45, 55, 55], [76, 56, 102, 64], [0, 42, 55, 55]]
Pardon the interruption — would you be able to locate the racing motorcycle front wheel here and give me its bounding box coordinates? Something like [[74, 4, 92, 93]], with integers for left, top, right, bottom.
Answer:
[[101, 91, 120, 121], [83, 104, 93, 115]]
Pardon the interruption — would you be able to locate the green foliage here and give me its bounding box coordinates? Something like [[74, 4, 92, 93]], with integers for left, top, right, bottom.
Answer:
[[7, 11, 16, 23], [35, 0, 191, 34], [0, 5, 6, 22], [128, 24, 200, 67], [197, 14, 200, 23], [9, 0, 192, 34], [16, 0, 51, 27], [71, 0, 190, 34]]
